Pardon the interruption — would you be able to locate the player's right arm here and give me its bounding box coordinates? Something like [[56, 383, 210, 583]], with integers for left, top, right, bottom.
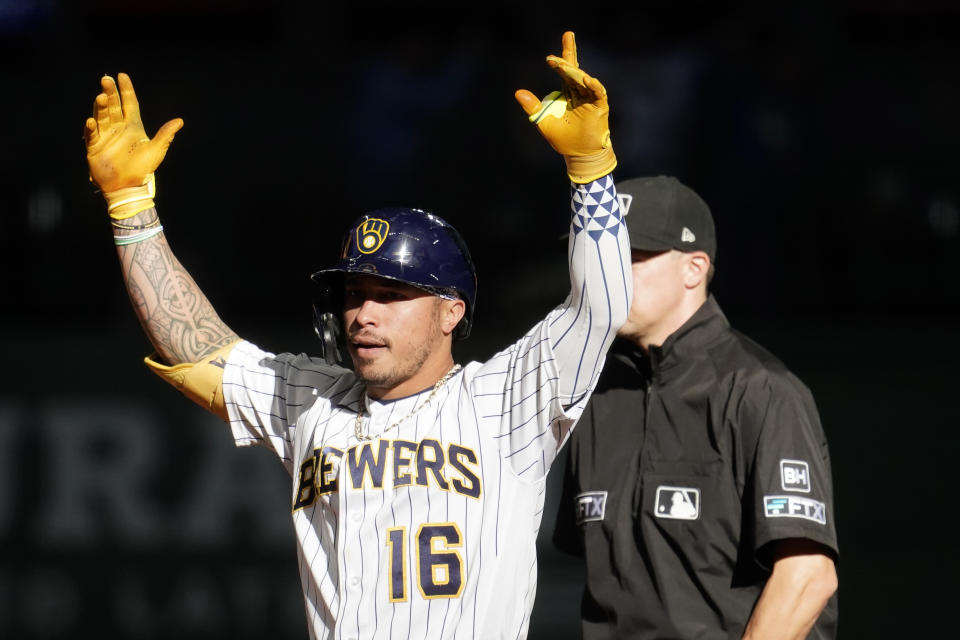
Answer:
[[85, 73, 240, 416], [112, 208, 239, 365]]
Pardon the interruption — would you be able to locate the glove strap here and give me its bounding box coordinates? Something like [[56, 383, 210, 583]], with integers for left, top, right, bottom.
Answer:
[[105, 174, 156, 220], [565, 146, 617, 184]]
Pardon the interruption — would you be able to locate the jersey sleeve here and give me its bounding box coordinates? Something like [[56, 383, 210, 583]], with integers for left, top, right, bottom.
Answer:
[[742, 369, 839, 566], [471, 176, 632, 479], [221, 339, 350, 474]]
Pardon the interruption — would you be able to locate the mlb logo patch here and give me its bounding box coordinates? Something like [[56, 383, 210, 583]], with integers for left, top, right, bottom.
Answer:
[[575, 491, 608, 524], [654, 486, 700, 520], [780, 459, 811, 493]]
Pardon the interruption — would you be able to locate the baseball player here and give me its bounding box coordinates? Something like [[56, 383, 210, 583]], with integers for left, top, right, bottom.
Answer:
[[84, 32, 631, 640]]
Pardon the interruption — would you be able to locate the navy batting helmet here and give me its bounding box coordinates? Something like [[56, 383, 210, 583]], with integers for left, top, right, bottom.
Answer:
[[310, 207, 478, 364]]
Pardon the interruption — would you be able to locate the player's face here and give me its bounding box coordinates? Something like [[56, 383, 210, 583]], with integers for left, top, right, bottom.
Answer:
[[618, 249, 690, 349], [343, 275, 452, 399]]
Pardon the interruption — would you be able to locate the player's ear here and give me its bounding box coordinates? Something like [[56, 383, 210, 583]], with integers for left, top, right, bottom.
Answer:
[[439, 298, 466, 336], [683, 252, 710, 290]]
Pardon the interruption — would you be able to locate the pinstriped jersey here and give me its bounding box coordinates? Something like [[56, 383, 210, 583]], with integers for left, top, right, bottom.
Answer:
[[221, 176, 631, 640]]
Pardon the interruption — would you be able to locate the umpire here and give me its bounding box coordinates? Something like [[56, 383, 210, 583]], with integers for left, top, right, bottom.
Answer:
[[553, 176, 839, 639]]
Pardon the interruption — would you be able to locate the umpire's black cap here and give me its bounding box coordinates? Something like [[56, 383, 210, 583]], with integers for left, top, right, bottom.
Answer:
[[616, 176, 716, 263]]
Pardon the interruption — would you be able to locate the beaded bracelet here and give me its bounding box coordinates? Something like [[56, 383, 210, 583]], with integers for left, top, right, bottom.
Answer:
[[114, 225, 164, 246], [111, 217, 161, 231]]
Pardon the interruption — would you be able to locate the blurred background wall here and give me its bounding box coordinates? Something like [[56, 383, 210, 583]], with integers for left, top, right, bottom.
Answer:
[[1, 1, 958, 637]]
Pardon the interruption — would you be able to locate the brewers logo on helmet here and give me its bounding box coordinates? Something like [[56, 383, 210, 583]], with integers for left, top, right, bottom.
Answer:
[[311, 207, 478, 364], [356, 218, 390, 254]]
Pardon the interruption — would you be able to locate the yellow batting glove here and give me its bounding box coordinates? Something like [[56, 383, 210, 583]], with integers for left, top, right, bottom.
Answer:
[[84, 73, 183, 219], [515, 31, 616, 184]]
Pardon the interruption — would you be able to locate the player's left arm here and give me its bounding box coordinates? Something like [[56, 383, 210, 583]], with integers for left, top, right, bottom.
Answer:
[[742, 539, 838, 640], [470, 32, 630, 480], [515, 31, 632, 408]]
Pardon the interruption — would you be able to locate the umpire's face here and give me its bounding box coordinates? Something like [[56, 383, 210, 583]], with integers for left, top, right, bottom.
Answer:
[[618, 249, 709, 349], [343, 274, 465, 400]]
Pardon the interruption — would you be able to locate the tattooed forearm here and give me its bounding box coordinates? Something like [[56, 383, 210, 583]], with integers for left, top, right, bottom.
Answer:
[[115, 208, 239, 364]]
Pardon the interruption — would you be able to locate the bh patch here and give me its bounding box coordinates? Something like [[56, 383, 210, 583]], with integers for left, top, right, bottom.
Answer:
[[780, 459, 811, 493], [575, 491, 607, 524], [654, 485, 700, 520]]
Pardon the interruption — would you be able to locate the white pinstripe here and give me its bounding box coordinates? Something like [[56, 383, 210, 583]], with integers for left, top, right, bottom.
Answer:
[[222, 177, 630, 639]]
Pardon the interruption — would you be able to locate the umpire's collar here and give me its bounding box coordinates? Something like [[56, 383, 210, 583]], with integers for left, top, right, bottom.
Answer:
[[618, 295, 729, 380]]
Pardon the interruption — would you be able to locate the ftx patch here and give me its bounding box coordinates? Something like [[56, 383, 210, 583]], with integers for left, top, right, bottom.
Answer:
[[764, 495, 827, 525], [575, 491, 607, 524]]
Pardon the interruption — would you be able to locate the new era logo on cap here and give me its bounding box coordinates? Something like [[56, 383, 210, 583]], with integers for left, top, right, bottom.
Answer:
[[614, 176, 717, 262]]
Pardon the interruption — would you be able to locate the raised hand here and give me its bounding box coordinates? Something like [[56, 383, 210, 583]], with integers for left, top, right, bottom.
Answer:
[[84, 73, 183, 218], [515, 31, 616, 183]]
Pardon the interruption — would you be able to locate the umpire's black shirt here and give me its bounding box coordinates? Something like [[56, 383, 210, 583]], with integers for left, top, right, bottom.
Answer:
[[554, 296, 839, 639]]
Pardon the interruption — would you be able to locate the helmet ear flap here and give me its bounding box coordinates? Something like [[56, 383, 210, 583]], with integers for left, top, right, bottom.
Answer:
[[312, 279, 347, 366], [452, 312, 471, 340], [312, 307, 344, 366]]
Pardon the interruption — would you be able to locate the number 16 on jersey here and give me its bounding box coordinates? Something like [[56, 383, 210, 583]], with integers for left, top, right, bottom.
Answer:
[[387, 523, 465, 601]]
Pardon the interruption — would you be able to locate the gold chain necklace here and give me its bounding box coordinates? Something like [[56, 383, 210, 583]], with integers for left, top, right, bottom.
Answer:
[[354, 364, 462, 441]]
